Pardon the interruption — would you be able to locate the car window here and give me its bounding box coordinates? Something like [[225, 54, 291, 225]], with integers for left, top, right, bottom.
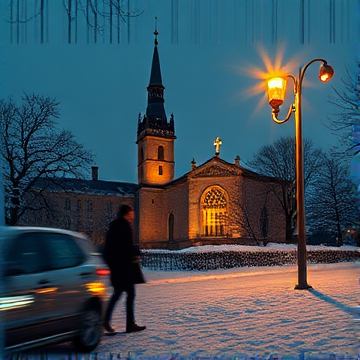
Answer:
[[75, 236, 97, 254], [5, 233, 49, 275], [44, 233, 86, 270]]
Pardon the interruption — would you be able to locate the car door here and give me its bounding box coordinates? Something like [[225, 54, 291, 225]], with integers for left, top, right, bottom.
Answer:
[[3, 232, 56, 348], [41, 232, 93, 333]]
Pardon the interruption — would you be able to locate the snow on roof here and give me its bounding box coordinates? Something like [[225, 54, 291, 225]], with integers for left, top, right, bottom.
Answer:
[[34, 177, 137, 197]]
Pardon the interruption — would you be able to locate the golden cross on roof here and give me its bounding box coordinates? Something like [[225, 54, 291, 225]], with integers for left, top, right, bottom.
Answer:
[[214, 137, 222, 156]]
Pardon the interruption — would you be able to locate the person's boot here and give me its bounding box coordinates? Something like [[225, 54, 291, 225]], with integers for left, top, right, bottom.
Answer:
[[103, 321, 115, 333], [126, 323, 146, 333]]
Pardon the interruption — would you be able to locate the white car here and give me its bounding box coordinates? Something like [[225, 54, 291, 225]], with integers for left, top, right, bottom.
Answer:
[[0, 226, 110, 355]]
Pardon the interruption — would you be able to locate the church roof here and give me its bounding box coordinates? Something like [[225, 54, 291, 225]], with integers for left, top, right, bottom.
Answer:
[[145, 156, 290, 190], [33, 177, 137, 197], [137, 28, 175, 141], [188, 156, 290, 183], [149, 44, 162, 86]]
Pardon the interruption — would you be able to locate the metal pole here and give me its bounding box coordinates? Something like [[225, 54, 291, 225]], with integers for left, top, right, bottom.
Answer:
[[294, 69, 311, 290], [0, 140, 5, 357], [268, 58, 332, 289], [0, 168, 5, 358]]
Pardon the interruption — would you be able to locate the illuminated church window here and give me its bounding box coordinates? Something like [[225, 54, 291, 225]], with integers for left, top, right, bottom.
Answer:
[[201, 186, 228, 237]]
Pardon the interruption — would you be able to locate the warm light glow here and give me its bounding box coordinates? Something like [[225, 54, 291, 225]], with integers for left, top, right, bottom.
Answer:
[[96, 268, 110, 276], [86, 282, 106, 295], [319, 63, 334, 82], [235, 45, 299, 114], [267, 77, 287, 108], [37, 287, 58, 294]]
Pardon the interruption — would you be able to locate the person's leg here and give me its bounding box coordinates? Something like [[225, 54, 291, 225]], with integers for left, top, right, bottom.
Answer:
[[125, 284, 146, 333], [125, 283, 135, 326], [103, 287, 122, 331]]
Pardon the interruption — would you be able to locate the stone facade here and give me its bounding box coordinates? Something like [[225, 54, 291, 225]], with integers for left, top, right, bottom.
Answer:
[[136, 156, 287, 249]]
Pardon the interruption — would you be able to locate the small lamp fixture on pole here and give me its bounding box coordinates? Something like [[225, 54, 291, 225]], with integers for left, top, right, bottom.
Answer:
[[266, 59, 334, 290]]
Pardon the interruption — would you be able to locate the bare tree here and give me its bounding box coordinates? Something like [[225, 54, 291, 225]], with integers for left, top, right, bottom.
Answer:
[[7, 0, 143, 44], [0, 93, 95, 225], [68, 0, 144, 44], [230, 180, 262, 245], [230, 178, 286, 245], [326, 61, 360, 157], [306, 151, 360, 246], [9, 0, 47, 43], [245, 136, 324, 242]]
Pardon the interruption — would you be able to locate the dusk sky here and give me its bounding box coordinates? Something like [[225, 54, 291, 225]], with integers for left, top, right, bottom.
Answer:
[[1, 0, 359, 184]]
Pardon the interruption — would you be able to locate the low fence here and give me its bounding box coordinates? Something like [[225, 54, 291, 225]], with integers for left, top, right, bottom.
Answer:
[[141, 248, 360, 271]]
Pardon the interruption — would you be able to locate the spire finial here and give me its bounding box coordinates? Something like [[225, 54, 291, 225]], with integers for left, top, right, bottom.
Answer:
[[154, 17, 158, 45]]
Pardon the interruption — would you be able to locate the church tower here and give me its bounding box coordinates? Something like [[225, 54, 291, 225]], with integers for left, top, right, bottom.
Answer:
[[136, 26, 176, 185]]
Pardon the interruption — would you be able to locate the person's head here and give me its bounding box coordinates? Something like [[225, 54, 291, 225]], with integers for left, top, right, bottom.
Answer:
[[117, 204, 134, 223]]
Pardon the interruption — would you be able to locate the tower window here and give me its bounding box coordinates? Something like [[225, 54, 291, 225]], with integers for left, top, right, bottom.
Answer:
[[141, 147, 144, 162], [158, 146, 164, 160], [159, 165, 163, 175]]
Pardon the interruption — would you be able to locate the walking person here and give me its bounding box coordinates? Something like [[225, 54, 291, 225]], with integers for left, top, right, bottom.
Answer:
[[102, 204, 146, 334]]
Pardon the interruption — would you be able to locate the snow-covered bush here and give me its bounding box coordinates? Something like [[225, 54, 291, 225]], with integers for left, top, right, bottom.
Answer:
[[141, 244, 360, 271]]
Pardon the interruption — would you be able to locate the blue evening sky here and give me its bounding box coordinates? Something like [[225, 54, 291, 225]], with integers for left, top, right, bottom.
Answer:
[[1, 0, 359, 184]]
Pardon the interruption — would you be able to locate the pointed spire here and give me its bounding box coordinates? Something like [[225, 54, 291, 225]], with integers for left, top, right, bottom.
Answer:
[[146, 18, 165, 120], [137, 20, 176, 142], [149, 17, 162, 86]]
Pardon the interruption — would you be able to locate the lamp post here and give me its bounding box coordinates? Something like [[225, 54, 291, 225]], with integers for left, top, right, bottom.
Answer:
[[266, 59, 334, 290]]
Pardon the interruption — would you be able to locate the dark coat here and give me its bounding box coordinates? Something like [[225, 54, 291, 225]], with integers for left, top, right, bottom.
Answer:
[[103, 217, 140, 287]]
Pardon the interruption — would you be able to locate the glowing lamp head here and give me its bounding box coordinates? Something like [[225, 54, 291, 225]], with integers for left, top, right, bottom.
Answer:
[[267, 77, 287, 109], [319, 63, 334, 82]]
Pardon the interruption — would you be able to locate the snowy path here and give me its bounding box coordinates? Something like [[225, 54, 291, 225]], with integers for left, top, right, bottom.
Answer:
[[93, 262, 360, 358]]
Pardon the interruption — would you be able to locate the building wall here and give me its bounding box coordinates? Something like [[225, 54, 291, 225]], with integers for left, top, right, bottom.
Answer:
[[163, 181, 190, 242], [137, 181, 190, 248], [19, 190, 135, 247], [239, 177, 286, 243], [136, 187, 166, 247], [186, 172, 286, 245]]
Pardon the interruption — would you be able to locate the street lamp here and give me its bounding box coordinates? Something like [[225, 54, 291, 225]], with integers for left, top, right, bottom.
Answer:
[[266, 59, 334, 290]]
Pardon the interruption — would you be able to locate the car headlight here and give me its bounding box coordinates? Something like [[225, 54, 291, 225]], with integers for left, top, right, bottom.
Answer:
[[0, 295, 35, 311]]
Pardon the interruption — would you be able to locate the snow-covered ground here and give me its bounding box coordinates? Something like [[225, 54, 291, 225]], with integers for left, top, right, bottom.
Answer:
[[14, 245, 360, 360], [94, 261, 360, 359]]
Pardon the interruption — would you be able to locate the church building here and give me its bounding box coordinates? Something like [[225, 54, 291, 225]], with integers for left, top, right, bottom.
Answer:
[[133, 31, 287, 249], [20, 31, 289, 250]]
